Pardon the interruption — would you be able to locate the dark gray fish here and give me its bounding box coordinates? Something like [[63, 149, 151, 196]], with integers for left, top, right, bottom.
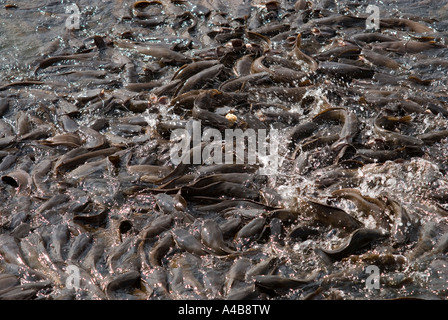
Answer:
[[0, 136, 16, 150], [41, 133, 83, 148], [181, 181, 259, 200], [67, 233, 92, 262], [81, 238, 106, 274], [49, 223, 70, 263], [77, 126, 107, 150], [360, 49, 401, 70], [331, 188, 390, 229], [31, 159, 53, 197], [370, 40, 445, 54], [235, 217, 266, 242], [34, 52, 97, 74], [226, 284, 259, 300], [0, 98, 9, 117], [107, 237, 140, 274], [171, 228, 210, 256], [54, 147, 119, 174], [245, 257, 278, 280], [176, 64, 224, 96], [418, 130, 448, 145], [142, 266, 170, 298], [200, 219, 236, 255], [318, 228, 389, 261], [0, 273, 19, 292], [0, 234, 27, 266], [106, 270, 141, 300], [0, 120, 14, 138], [139, 214, 173, 241], [172, 60, 220, 82], [219, 217, 242, 239], [219, 72, 271, 92], [224, 257, 252, 295], [36, 194, 70, 215], [1, 169, 32, 191], [148, 233, 175, 267], [298, 199, 363, 233], [0, 154, 17, 172], [312, 107, 359, 155], [73, 208, 108, 228], [387, 199, 419, 246], [254, 274, 309, 290], [317, 61, 375, 79], [373, 114, 424, 147]]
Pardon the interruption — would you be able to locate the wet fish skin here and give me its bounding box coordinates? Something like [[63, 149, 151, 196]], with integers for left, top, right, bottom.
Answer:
[[299, 199, 364, 233], [331, 188, 391, 230], [171, 228, 211, 256], [106, 270, 141, 300], [234, 217, 266, 242], [0, 154, 17, 172], [172, 60, 220, 82], [318, 228, 389, 261], [148, 233, 175, 267], [370, 40, 446, 54], [0, 234, 28, 267], [224, 257, 252, 296], [200, 219, 236, 255], [36, 194, 70, 215], [1, 169, 32, 191], [373, 114, 424, 147], [67, 233, 92, 262], [0, 98, 9, 117], [254, 274, 309, 290], [176, 64, 224, 96], [360, 49, 401, 70], [317, 61, 375, 79], [49, 223, 70, 263]]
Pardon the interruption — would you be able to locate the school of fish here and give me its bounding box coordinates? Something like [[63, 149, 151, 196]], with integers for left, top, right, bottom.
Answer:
[[1, 0, 448, 300]]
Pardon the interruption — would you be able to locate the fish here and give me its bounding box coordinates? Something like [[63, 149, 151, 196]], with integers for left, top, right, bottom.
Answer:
[[254, 274, 310, 290], [0, 98, 9, 117], [370, 40, 446, 54], [1, 169, 32, 191], [318, 228, 389, 261], [1, 0, 448, 301], [0, 234, 28, 267], [223, 257, 252, 295], [67, 233, 92, 263], [331, 188, 391, 229], [148, 233, 175, 267], [171, 228, 211, 256], [200, 219, 236, 255], [297, 199, 364, 233], [312, 107, 359, 156], [373, 114, 424, 147], [380, 18, 433, 33], [176, 64, 224, 96], [360, 49, 401, 70], [289, 33, 319, 72], [317, 61, 375, 79], [234, 217, 266, 242], [172, 60, 220, 82], [106, 270, 141, 300]]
